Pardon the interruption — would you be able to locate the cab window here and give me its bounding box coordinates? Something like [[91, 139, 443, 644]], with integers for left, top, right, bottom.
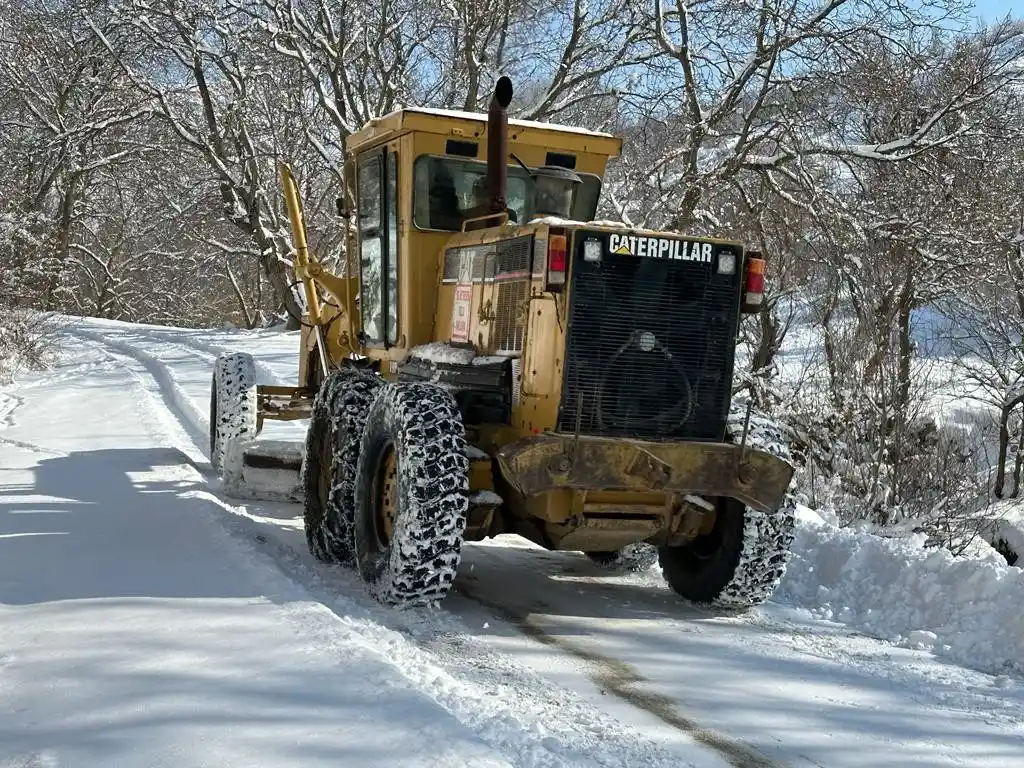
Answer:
[[412, 155, 602, 231], [357, 147, 399, 345]]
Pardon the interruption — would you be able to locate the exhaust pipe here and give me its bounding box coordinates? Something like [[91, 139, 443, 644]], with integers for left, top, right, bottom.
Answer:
[[488, 76, 513, 215]]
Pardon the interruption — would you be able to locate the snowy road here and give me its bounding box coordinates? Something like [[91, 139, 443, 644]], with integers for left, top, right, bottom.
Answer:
[[1, 318, 1022, 767]]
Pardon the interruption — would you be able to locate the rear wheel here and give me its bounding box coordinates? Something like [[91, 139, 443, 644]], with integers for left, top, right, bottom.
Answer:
[[659, 405, 797, 609], [210, 352, 258, 476], [353, 382, 470, 607], [301, 367, 383, 564]]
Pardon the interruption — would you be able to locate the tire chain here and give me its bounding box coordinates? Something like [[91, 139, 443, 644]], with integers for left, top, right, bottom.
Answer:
[[357, 382, 470, 607], [302, 367, 383, 564], [711, 402, 798, 608]]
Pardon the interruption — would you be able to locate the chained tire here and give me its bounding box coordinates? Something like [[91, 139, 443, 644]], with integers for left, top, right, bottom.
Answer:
[[210, 352, 258, 476], [353, 382, 470, 607], [659, 404, 797, 610], [585, 543, 659, 573], [301, 367, 383, 564]]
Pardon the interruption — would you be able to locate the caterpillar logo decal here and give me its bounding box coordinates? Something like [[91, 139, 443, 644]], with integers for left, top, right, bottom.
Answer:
[[608, 233, 714, 263]]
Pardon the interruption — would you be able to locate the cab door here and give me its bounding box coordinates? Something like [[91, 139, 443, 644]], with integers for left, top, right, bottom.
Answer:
[[356, 146, 399, 347]]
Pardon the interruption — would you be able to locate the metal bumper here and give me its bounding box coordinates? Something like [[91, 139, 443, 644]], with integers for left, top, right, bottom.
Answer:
[[496, 434, 793, 513]]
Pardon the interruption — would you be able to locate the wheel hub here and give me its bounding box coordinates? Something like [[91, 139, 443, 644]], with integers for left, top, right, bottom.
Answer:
[[375, 448, 398, 546]]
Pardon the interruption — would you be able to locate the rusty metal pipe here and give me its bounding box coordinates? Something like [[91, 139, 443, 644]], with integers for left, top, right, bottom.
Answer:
[[488, 76, 513, 215]]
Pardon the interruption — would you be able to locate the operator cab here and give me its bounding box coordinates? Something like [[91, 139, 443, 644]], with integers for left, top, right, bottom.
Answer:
[[339, 102, 623, 360]]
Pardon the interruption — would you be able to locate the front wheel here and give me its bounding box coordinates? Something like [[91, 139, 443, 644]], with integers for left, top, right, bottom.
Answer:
[[659, 404, 797, 610], [210, 352, 258, 475], [353, 382, 470, 607], [659, 498, 796, 608]]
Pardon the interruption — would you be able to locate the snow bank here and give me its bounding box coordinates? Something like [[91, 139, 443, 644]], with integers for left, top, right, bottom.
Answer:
[[778, 507, 1024, 676]]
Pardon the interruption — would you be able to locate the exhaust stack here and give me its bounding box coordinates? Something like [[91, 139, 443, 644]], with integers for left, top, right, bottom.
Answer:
[[488, 76, 514, 215]]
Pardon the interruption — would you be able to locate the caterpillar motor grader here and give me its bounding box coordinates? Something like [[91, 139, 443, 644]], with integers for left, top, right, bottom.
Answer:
[[209, 77, 797, 609]]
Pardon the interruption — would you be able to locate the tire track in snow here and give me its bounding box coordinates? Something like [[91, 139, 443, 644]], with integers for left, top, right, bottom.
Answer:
[[454, 582, 783, 768], [63, 325, 726, 768], [0, 391, 23, 429], [0, 751, 58, 768], [0, 390, 64, 456], [64, 327, 213, 470], [231, 521, 729, 768], [107, 326, 288, 387], [0, 436, 66, 457], [0, 355, 116, 456]]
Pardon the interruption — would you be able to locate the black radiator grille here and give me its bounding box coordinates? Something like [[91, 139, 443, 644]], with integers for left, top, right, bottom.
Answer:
[[558, 231, 742, 442]]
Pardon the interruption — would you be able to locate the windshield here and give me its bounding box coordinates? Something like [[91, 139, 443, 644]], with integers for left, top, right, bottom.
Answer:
[[412, 155, 601, 231]]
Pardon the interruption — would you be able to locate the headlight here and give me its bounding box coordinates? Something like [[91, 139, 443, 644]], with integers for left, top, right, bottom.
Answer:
[[583, 238, 603, 263], [717, 250, 737, 275], [638, 331, 657, 352]]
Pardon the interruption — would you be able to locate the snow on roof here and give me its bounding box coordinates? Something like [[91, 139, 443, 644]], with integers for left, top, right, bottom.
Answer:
[[401, 107, 617, 139]]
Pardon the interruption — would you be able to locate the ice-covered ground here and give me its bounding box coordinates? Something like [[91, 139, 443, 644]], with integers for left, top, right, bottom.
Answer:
[[1, 316, 1022, 767]]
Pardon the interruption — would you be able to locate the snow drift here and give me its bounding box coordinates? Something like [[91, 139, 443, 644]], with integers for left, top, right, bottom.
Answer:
[[778, 508, 1024, 676]]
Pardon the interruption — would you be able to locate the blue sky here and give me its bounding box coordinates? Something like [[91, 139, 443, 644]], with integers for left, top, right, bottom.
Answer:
[[973, 0, 1023, 21]]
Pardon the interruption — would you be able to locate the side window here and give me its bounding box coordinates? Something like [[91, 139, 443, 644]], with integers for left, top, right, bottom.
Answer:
[[357, 148, 399, 345], [386, 151, 398, 344]]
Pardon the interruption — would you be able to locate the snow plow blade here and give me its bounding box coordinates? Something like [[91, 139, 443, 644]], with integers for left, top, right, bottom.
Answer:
[[496, 434, 793, 514], [220, 438, 304, 503]]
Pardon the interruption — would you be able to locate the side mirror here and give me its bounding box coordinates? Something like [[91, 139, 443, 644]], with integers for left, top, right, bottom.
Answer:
[[335, 195, 350, 218]]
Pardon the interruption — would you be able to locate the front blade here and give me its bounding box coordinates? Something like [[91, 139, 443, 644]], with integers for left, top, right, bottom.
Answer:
[[220, 438, 304, 503]]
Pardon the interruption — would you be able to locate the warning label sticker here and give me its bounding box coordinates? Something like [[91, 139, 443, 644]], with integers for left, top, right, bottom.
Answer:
[[451, 251, 474, 342]]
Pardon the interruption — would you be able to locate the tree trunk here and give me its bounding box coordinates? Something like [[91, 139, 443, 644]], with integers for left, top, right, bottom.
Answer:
[[751, 299, 780, 374], [1012, 420, 1024, 497], [894, 268, 915, 428], [39, 171, 83, 309], [226, 261, 256, 329], [995, 402, 1017, 499], [749, 298, 783, 409], [820, 292, 844, 413], [252, 230, 301, 330]]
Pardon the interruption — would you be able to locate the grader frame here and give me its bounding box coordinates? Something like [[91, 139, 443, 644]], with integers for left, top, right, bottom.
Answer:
[[219, 76, 797, 610]]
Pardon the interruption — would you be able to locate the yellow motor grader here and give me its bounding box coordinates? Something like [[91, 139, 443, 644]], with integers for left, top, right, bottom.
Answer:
[[209, 77, 797, 609]]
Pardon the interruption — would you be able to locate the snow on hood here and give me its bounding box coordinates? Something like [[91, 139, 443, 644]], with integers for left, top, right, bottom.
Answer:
[[528, 216, 633, 229], [408, 345, 519, 368], [527, 216, 593, 227], [409, 343, 476, 366], [526, 217, 716, 240]]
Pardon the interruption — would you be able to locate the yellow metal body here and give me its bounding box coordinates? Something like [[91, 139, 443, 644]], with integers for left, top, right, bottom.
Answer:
[[267, 106, 793, 552]]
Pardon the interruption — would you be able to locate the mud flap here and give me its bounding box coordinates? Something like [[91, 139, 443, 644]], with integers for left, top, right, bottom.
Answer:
[[220, 438, 305, 503]]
